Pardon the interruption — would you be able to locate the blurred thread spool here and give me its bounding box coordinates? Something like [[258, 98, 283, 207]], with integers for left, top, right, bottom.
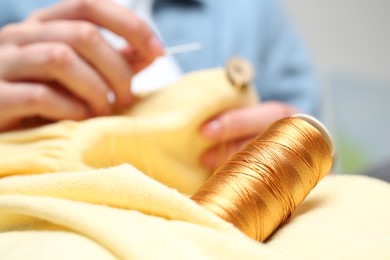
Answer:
[[192, 114, 333, 241]]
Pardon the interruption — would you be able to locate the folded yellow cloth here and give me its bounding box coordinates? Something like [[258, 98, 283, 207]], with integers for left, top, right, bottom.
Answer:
[[0, 165, 389, 259], [0, 68, 389, 259], [0, 165, 281, 259], [0, 69, 257, 194]]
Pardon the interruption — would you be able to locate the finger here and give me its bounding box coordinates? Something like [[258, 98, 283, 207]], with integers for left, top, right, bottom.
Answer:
[[201, 137, 254, 170], [28, 0, 164, 64], [120, 45, 155, 74], [0, 81, 91, 122], [0, 21, 133, 107], [1, 42, 112, 116], [200, 102, 299, 141]]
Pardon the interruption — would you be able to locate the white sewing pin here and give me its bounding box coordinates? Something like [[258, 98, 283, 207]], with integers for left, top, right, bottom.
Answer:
[[165, 42, 202, 55]]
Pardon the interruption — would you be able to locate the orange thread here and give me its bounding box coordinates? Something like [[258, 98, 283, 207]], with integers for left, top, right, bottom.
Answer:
[[192, 115, 333, 241]]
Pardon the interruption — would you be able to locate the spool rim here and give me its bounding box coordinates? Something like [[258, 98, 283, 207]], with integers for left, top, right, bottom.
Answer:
[[292, 114, 335, 156]]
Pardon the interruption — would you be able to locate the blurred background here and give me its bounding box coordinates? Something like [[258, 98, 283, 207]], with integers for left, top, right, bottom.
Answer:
[[282, 0, 390, 180]]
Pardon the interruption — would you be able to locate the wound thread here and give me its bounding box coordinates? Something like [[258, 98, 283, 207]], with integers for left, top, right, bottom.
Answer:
[[191, 115, 333, 241]]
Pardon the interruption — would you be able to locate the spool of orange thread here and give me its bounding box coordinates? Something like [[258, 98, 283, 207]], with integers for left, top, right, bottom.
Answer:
[[192, 114, 334, 241]]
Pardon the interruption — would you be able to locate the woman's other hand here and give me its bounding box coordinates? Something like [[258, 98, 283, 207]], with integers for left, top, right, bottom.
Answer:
[[200, 101, 298, 170]]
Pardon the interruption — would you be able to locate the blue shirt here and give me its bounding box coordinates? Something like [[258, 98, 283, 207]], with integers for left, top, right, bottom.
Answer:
[[0, 0, 318, 115]]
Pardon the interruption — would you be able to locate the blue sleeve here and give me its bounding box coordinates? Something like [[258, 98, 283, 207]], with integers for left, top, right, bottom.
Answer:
[[0, 1, 58, 27], [155, 0, 319, 116], [258, 0, 319, 116]]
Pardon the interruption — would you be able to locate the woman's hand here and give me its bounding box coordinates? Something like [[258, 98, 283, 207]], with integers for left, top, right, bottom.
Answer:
[[200, 101, 298, 170], [0, 0, 163, 131]]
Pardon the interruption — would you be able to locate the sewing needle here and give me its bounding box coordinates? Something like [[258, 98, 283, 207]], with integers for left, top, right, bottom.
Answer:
[[107, 42, 202, 104], [165, 42, 202, 55]]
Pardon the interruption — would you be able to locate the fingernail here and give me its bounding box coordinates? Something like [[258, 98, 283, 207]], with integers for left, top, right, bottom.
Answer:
[[201, 120, 222, 140], [148, 37, 164, 57], [107, 90, 116, 105]]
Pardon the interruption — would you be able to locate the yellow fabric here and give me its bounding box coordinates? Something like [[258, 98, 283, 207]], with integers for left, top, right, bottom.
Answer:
[[0, 165, 281, 259], [0, 69, 258, 194], [0, 166, 389, 259], [268, 175, 390, 259], [0, 68, 389, 259]]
